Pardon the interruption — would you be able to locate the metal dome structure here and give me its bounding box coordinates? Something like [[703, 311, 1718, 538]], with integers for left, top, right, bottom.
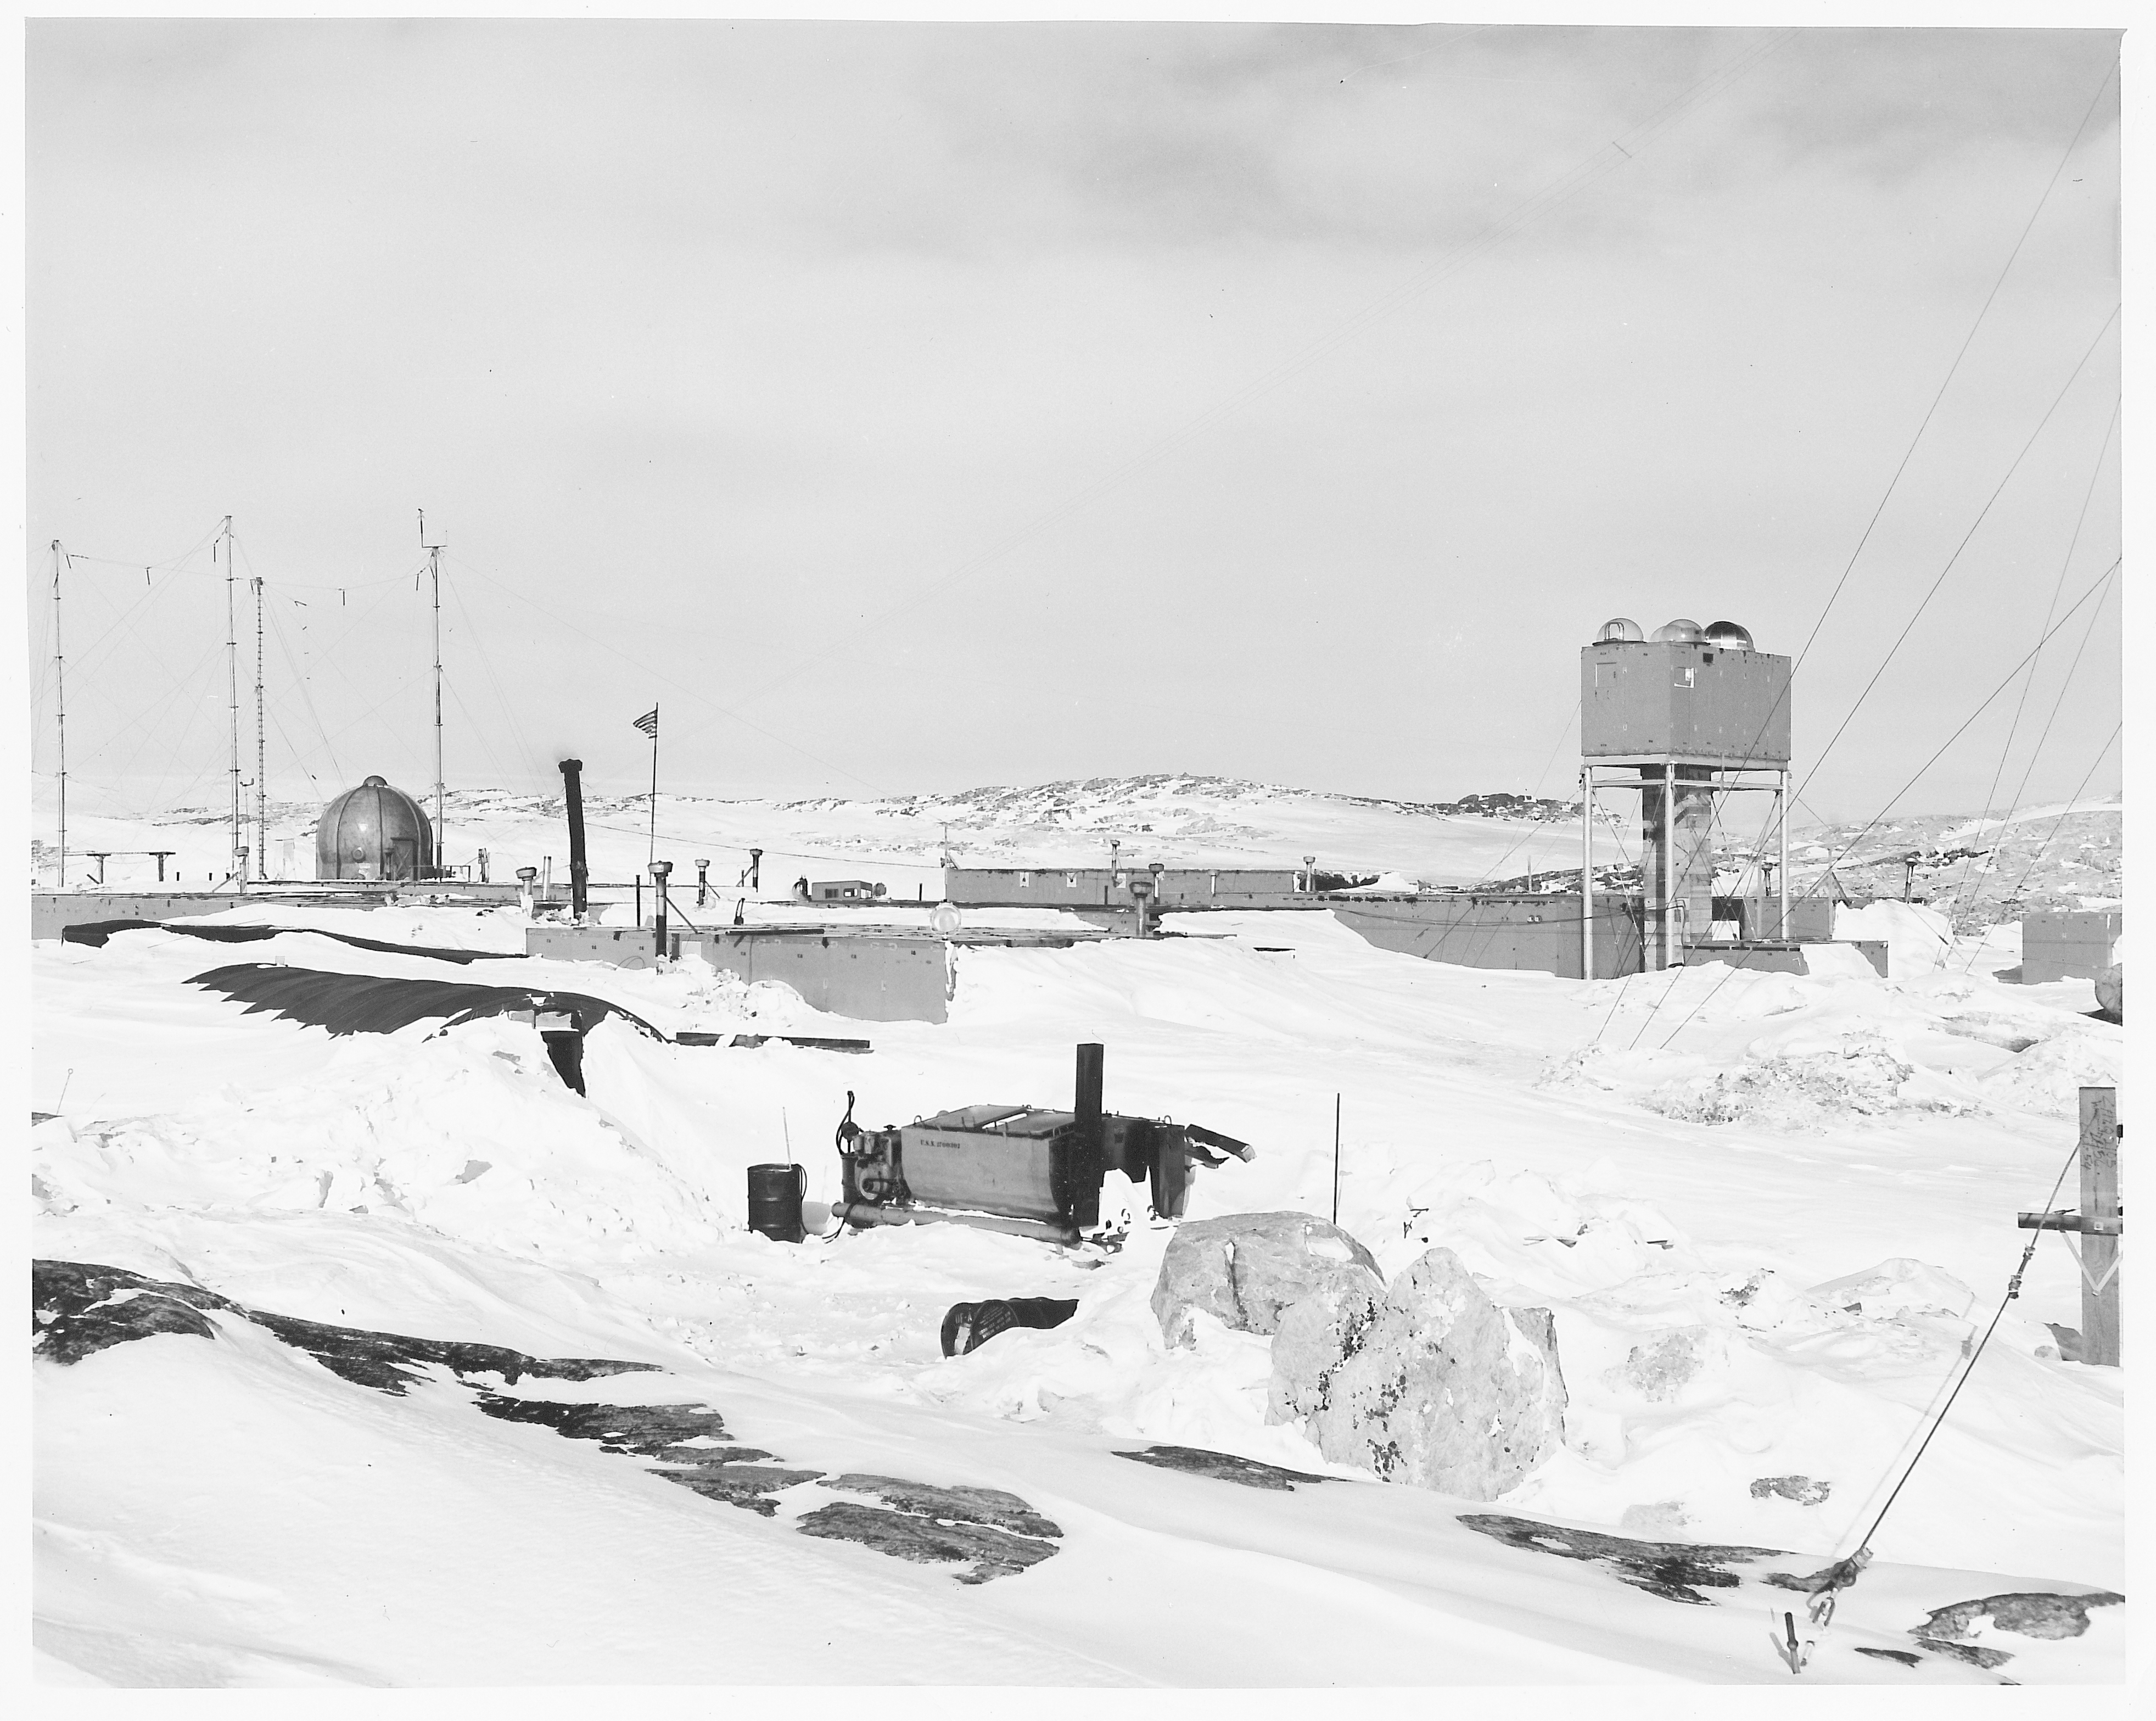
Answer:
[[1652, 617, 1705, 643], [315, 775, 436, 881], [1703, 619, 1756, 651]]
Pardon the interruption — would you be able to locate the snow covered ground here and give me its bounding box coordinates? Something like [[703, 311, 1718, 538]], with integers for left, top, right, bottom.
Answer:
[[30, 869, 2127, 1687]]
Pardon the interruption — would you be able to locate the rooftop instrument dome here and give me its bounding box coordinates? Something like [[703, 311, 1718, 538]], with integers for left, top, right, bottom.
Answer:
[[315, 774, 435, 881]]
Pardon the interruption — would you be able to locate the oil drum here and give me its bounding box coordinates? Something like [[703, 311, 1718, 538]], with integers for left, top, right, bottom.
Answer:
[[747, 1163, 807, 1243]]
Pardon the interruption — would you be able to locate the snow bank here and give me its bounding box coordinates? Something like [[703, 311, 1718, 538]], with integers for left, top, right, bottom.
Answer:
[[33, 1018, 728, 1264], [1836, 901, 1955, 976], [1976, 1022, 2124, 1119]]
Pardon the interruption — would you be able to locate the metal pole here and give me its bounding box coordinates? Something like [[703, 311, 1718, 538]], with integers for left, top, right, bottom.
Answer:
[[52, 541, 65, 890], [1331, 1094, 1342, 1226], [646, 703, 660, 869], [253, 576, 267, 877], [2080, 1086, 2120, 1367], [430, 543, 444, 877], [1778, 768, 1790, 942], [1663, 761, 1676, 968], [1580, 766, 1593, 980], [222, 517, 239, 882]]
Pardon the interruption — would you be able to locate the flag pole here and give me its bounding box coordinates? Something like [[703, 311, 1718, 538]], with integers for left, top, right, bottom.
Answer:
[[647, 702, 659, 868]]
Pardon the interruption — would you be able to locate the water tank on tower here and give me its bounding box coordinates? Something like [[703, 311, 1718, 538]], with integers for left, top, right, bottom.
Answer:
[[315, 775, 436, 881]]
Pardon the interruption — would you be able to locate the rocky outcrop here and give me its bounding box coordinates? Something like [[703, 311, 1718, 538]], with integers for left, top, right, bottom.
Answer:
[[1917, 1590, 2125, 1643], [1750, 1474, 1832, 1505], [824, 1475, 1063, 1541], [1459, 1513, 1789, 1605], [1151, 1212, 1384, 1348], [793, 1502, 1060, 1584], [1112, 1445, 1336, 1490], [33, 1259, 652, 1390], [33, 1258, 1062, 1582], [1270, 1247, 1566, 1501], [796, 1478, 1063, 1585]]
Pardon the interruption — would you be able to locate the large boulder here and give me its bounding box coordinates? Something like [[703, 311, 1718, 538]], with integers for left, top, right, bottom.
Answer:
[[1270, 1246, 1566, 1501], [1268, 1276, 1382, 1422], [1151, 1212, 1384, 1349]]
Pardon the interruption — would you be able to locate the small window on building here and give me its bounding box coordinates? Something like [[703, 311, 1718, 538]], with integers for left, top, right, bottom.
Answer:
[[1018, 871, 1032, 887], [1066, 873, 1078, 887]]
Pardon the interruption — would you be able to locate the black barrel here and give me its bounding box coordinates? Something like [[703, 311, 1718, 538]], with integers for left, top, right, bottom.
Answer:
[[747, 1163, 807, 1243]]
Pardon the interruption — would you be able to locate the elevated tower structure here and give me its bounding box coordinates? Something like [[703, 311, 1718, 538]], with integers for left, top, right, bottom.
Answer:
[[1580, 617, 1791, 973]]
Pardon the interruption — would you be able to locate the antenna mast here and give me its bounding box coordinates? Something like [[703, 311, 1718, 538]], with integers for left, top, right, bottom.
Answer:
[[421, 510, 445, 876], [52, 540, 65, 889], [222, 515, 239, 882], [254, 575, 267, 878]]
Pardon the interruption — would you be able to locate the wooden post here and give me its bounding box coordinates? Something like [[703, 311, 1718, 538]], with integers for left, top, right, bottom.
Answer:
[[2081, 1086, 2120, 1367]]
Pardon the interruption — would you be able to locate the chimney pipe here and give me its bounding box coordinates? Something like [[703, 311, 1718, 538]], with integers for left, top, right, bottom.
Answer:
[[651, 859, 673, 958], [558, 759, 589, 921], [1074, 1042, 1103, 1127], [1073, 1041, 1105, 1228]]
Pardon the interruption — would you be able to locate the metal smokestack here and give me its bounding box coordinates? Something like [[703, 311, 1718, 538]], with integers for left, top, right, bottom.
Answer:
[[558, 758, 590, 920], [650, 859, 673, 958]]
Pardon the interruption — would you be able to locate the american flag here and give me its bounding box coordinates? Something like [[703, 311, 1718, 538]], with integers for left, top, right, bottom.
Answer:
[[632, 706, 659, 740]]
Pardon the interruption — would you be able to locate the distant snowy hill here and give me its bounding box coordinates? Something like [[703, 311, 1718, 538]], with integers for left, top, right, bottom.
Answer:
[[28, 773, 2121, 924], [1785, 802, 2121, 931], [29, 773, 1593, 894]]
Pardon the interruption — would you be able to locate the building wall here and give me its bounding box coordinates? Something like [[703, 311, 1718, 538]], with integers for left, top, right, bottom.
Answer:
[[1332, 895, 1884, 980], [1331, 895, 1645, 980], [525, 925, 951, 1023], [1581, 640, 1792, 764], [1717, 895, 1836, 943], [32, 892, 244, 941], [1688, 941, 1889, 978], [943, 865, 1302, 909], [31, 884, 538, 942], [2021, 910, 2122, 983]]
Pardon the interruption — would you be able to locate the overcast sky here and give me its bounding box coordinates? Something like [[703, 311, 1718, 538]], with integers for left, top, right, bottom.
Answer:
[[26, 20, 2121, 825]]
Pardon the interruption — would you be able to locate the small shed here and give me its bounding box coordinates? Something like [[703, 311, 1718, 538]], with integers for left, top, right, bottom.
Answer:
[[2021, 910, 2121, 983], [811, 879, 886, 902]]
